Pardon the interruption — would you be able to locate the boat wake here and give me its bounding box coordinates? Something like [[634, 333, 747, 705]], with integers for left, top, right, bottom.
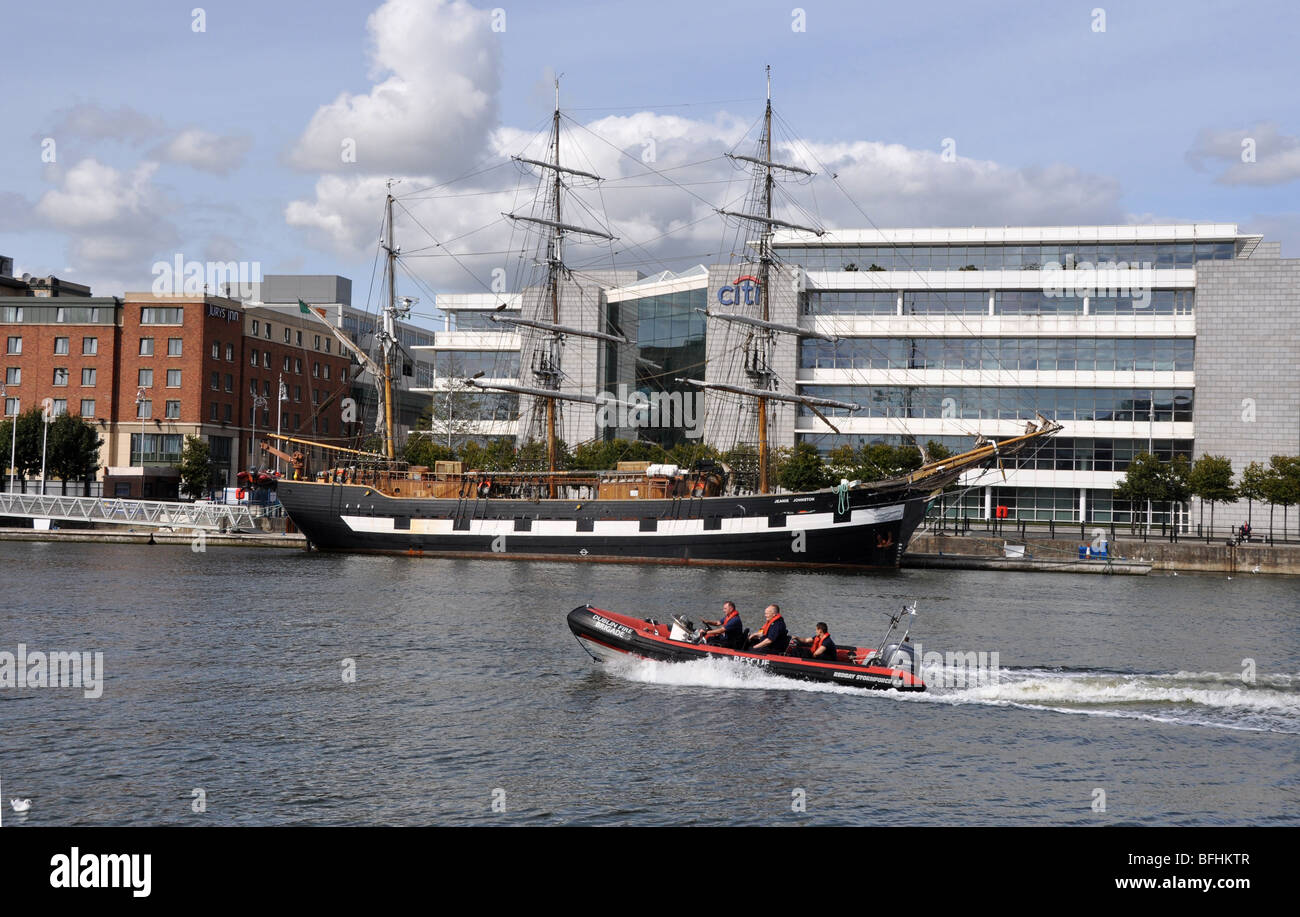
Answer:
[[597, 656, 1300, 733]]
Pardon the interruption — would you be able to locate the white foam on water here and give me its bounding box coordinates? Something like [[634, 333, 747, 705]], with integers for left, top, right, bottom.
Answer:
[[913, 667, 1300, 733], [600, 654, 877, 697], [595, 655, 1300, 733]]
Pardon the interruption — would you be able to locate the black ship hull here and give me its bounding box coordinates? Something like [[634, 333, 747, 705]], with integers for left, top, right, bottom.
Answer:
[[275, 479, 930, 570]]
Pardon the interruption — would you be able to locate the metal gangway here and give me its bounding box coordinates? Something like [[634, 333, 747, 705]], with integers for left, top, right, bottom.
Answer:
[[0, 492, 271, 532]]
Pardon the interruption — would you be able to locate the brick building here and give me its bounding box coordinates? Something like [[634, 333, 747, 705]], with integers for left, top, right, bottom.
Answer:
[[1, 259, 353, 498]]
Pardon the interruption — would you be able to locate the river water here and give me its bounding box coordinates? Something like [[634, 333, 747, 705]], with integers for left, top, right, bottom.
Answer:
[[0, 541, 1295, 826]]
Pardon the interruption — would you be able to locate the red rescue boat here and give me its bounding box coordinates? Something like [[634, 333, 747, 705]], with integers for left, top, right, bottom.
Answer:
[[568, 603, 925, 691]]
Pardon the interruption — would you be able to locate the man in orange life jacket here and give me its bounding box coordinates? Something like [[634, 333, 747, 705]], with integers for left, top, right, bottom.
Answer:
[[701, 601, 744, 649], [747, 604, 789, 654], [792, 622, 836, 660]]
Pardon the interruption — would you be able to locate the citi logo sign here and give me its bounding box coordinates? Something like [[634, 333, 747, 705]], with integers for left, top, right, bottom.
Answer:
[[716, 275, 760, 307]]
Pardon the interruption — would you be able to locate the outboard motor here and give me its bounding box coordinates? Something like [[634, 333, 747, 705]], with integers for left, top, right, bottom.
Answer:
[[879, 641, 918, 676]]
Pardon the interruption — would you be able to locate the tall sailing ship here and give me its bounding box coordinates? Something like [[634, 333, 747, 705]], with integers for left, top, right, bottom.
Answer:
[[269, 74, 1061, 569]]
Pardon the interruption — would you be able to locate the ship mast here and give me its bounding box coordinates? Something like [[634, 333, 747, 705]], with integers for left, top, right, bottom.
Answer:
[[756, 68, 774, 493], [382, 185, 398, 460], [374, 179, 417, 462], [497, 77, 615, 497], [713, 66, 823, 493]]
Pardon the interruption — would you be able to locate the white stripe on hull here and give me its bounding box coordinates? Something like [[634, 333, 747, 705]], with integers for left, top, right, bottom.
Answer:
[[340, 503, 905, 537]]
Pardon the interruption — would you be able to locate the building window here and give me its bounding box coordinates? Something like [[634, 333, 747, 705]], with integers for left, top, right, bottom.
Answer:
[[325, 339, 331, 353], [2, 307, 23, 322], [314, 335, 321, 350], [262, 352, 269, 368], [212, 342, 220, 359], [80, 399, 95, 417], [312, 362, 320, 378], [252, 320, 260, 336], [81, 368, 96, 386], [311, 389, 319, 404], [6, 337, 20, 355], [52, 399, 67, 416], [4, 398, 17, 416], [250, 348, 259, 366], [166, 400, 180, 419], [167, 369, 182, 387], [265, 324, 272, 340], [168, 338, 183, 356], [137, 399, 152, 419], [53, 368, 69, 386], [55, 307, 67, 323], [131, 433, 183, 465], [323, 365, 330, 380], [54, 337, 70, 355], [283, 356, 291, 372], [294, 358, 302, 374], [223, 403, 232, 422], [296, 330, 302, 346], [284, 327, 291, 343], [140, 307, 183, 324], [321, 417, 329, 434], [226, 344, 234, 361], [83, 337, 98, 355], [4, 367, 18, 385], [224, 373, 233, 392], [139, 337, 154, 356], [294, 385, 301, 402], [138, 368, 153, 388], [263, 380, 271, 397], [211, 371, 220, 390], [210, 402, 219, 421], [249, 378, 258, 394]]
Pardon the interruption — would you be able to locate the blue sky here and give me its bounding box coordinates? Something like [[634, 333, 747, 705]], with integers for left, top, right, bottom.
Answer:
[[2, 0, 1297, 329]]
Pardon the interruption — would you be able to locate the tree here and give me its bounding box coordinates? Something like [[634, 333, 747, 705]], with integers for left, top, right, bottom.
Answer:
[[2, 408, 48, 486], [1262, 455, 1300, 540], [46, 414, 103, 495], [415, 382, 490, 452], [775, 441, 830, 492], [458, 437, 518, 472], [1188, 454, 1237, 536], [1115, 452, 1190, 528], [666, 440, 720, 471], [1239, 461, 1269, 526], [402, 436, 456, 469], [571, 438, 667, 471], [177, 436, 216, 500]]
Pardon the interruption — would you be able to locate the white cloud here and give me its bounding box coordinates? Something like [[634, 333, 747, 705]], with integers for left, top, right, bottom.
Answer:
[[33, 157, 178, 282], [152, 129, 253, 175], [41, 101, 164, 144], [287, 0, 500, 177], [1186, 122, 1300, 186], [287, 105, 1127, 293]]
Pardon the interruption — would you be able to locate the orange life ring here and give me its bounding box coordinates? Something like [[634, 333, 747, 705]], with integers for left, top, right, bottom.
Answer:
[[478, 480, 492, 498], [236, 488, 245, 500]]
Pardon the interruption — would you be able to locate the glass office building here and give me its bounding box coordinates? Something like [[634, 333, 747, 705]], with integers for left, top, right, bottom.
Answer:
[[410, 224, 1300, 531]]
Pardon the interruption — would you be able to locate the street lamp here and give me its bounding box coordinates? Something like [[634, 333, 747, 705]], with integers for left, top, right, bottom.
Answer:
[[252, 393, 268, 470], [1, 384, 13, 494], [134, 386, 147, 467], [40, 397, 53, 496]]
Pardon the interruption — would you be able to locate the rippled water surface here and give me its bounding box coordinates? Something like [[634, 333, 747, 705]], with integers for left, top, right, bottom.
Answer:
[[1, 541, 1296, 825]]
